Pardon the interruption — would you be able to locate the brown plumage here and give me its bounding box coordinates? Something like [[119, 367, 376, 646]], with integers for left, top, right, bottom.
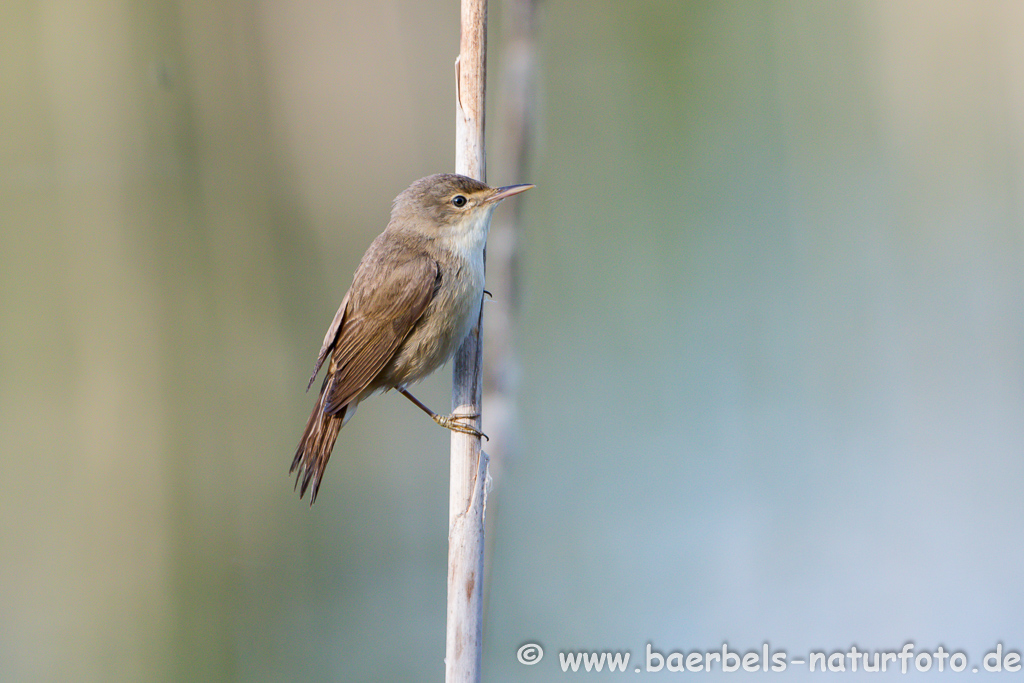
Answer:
[[291, 174, 533, 503]]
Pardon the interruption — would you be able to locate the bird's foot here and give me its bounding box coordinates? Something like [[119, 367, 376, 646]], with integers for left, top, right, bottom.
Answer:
[[433, 413, 489, 441]]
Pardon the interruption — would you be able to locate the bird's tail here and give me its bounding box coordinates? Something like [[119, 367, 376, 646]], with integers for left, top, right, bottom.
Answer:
[[291, 374, 352, 504]]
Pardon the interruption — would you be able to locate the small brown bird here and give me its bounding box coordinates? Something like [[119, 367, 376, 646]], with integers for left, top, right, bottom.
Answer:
[[292, 173, 533, 503]]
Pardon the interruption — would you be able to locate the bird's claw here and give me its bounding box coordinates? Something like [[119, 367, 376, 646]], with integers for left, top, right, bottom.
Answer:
[[433, 413, 489, 441]]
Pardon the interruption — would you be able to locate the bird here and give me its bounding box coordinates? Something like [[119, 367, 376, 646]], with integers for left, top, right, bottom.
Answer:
[[291, 173, 533, 503]]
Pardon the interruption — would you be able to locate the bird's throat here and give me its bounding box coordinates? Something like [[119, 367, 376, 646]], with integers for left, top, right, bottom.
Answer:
[[445, 206, 495, 266]]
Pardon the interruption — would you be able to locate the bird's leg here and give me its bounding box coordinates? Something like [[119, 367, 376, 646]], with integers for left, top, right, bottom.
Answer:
[[399, 388, 489, 441]]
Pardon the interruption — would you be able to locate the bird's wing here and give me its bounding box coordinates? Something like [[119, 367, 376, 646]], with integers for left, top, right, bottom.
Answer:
[[321, 255, 439, 414], [306, 290, 350, 391]]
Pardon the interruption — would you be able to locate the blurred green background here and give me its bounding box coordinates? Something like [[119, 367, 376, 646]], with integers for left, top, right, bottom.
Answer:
[[2, 1, 1023, 681]]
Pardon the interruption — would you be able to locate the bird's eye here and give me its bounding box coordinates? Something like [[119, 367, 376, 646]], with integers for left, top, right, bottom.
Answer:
[[451, 195, 467, 208]]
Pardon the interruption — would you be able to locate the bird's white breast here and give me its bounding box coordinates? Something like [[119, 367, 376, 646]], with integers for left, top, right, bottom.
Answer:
[[381, 205, 495, 388]]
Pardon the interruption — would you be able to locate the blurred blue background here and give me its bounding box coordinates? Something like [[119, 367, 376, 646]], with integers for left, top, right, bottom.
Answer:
[[2, 1, 1022, 681]]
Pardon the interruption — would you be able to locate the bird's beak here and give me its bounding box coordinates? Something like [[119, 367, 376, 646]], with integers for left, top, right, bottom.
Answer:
[[486, 183, 534, 203]]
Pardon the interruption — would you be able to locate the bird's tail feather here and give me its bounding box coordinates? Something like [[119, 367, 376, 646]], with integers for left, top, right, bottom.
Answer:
[[291, 374, 350, 504]]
